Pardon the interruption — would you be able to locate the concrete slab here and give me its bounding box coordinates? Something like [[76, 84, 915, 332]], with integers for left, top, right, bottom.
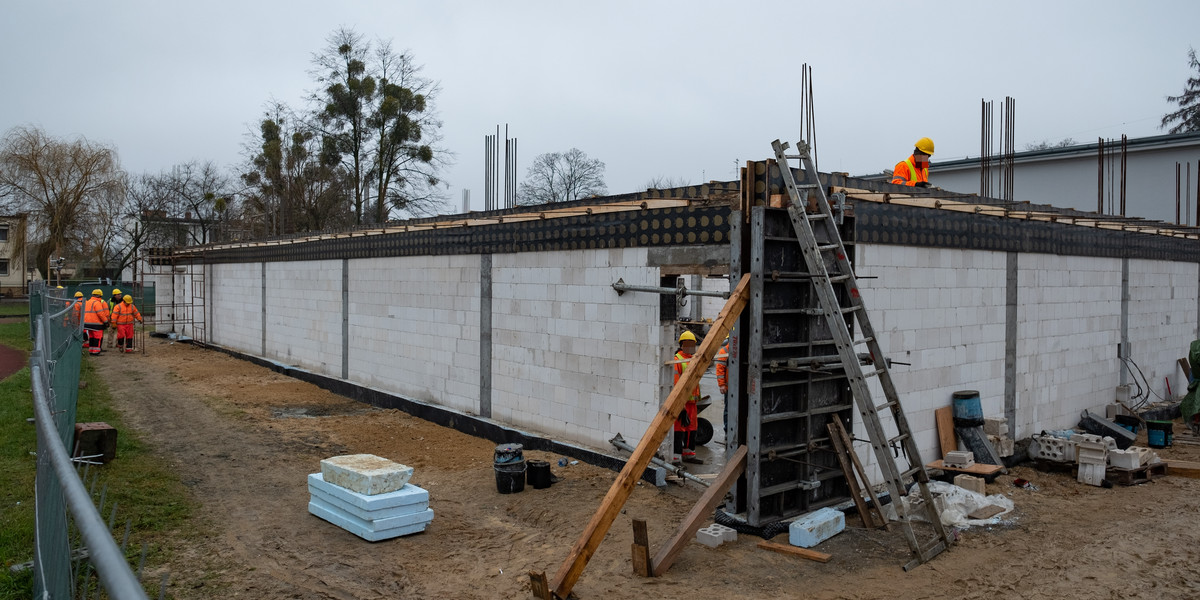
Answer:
[[320, 454, 414, 495]]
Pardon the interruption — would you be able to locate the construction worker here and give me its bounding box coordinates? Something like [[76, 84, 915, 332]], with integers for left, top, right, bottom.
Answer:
[[715, 335, 730, 427], [107, 288, 123, 348], [673, 330, 702, 464], [66, 291, 84, 328], [890, 137, 934, 187], [111, 294, 143, 353], [82, 289, 110, 355]]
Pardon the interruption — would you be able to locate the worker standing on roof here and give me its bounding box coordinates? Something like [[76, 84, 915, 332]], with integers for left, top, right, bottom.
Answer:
[[715, 335, 730, 429], [111, 294, 143, 354], [890, 137, 934, 187], [673, 331, 703, 464], [83, 289, 110, 355]]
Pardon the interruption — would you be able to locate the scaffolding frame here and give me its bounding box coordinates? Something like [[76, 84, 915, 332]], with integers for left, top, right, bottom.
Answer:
[[140, 248, 207, 346]]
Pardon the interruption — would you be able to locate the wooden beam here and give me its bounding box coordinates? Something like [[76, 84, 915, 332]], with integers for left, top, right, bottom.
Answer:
[[650, 445, 747, 577], [1166, 460, 1200, 479], [756, 540, 832, 563], [1179, 357, 1193, 382], [546, 274, 752, 599], [935, 406, 956, 460], [631, 519, 651, 577], [529, 571, 551, 600]]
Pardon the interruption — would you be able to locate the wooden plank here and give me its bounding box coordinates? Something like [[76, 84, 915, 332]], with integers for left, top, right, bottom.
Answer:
[[926, 459, 1003, 476], [935, 407, 956, 460], [1180, 357, 1193, 382], [650, 445, 748, 577], [1166, 460, 1200, 479], [547, 274, 752, 599], [528, 571, 552, 600], [756, 540, 832, 563], [631, 520, 651, 577], [967, 505, 1006, 520], [827, 422, 874, 529]]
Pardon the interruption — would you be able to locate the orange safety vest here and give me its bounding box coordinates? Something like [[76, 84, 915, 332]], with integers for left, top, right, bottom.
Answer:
[[714, 343, 729, 390], [890, 155, 929, 187], [83, 297, 110, 325], [673, 351, 701, 403], [111, 302, 142, 325]]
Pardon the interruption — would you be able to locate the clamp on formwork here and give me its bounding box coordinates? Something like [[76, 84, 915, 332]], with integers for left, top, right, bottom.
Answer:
[[611, 278, 730, 309]]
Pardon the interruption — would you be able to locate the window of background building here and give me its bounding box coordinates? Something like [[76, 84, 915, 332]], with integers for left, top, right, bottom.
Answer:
[[0, 259, 8, 276], [0, 225, 8, 242]]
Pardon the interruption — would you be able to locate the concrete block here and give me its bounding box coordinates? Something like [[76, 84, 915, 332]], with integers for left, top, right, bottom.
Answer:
[[695, 525, 725, 548], [987, 435, 1015, 458], [1109, 449, 1141, 470], [788, 507, 845, 549], [321, 454, 413, 496], [308, 497, 433, 541], [944, 450, 975, 469], [1077, 462, 1105, 487], [953, 474, 986, 495], [1030, 434, 1076, 463], [1075, 442, 1108, 466], [983, 417, 1009, 437], [713, 523, 737, 542]]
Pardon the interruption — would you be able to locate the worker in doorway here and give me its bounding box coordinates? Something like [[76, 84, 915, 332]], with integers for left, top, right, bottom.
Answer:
[[673, 330, 702, 464], [83, 289, 110, 355], [890, 137, 934, 187], [111, 295, 143, 353], [715, 335, 730, 427], [107, 288, 124, 348]]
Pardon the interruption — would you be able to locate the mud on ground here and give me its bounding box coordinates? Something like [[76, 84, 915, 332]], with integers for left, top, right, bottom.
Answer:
[[94, 341, 1200, 599]]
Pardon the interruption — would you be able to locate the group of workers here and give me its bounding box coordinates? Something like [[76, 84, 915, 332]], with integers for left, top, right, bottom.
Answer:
[[667, 138, 934, 463], [67, 287, 143, 355]]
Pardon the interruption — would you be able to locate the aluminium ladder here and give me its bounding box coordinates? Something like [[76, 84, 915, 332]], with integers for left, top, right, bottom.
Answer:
[[770, 139, 952, 570]]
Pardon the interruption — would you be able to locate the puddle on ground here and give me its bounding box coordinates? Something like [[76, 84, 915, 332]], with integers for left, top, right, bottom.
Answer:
[[271, 405, 370, 419]]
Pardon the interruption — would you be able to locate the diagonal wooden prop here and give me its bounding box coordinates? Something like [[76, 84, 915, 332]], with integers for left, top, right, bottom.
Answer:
[[532, 274, 751, 599]]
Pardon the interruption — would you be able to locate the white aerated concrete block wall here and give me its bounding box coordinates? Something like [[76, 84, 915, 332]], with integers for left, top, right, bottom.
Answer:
[[1126, 259, 1198, 400], [1014, 254, 1122, 437], [855, 245, 1008, 484], [264, 260, 344, 377], [347, 255, 481, 414], [209, 262, 262, 352], [491, 248, 665, 448]]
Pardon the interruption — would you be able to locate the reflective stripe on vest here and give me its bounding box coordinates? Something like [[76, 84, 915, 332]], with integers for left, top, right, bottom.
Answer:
[[904, 158, 927, 184], [675, 351, 701, 400]]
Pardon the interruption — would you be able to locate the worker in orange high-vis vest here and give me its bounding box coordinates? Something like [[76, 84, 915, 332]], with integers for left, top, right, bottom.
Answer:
[[672, 330, 703, 464], [111, 294, 143, 353], [890, 137, 934, 187], [714, 335, 730, 428], [82, 289, 110, 355]]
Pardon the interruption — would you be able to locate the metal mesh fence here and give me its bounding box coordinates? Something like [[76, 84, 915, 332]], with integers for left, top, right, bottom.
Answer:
[[28, 282, 149, 600]]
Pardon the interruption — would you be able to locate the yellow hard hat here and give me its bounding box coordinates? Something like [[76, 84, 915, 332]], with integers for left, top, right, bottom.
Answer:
[[679, 331, 697, 343], [74, 292, 83, 298], [915, 137, 935, 155], [55, 286, 64, 289], [112, 288, 122, 295], [123, 295, 133, 304], [91, 289, 103, 296]]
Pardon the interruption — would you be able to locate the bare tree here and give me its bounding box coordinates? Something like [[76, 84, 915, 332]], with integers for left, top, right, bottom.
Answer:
[[158, 160, 233, 245], [643, 175, 692, 190], [1023, 137, 1077, 151], [0, 126, 124, 278], [1162, 47, 1200, 134], [517, 148, 607, 206]]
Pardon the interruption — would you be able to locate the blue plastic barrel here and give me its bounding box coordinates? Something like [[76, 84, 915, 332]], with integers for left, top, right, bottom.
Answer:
[[952, 390, 984, 426]]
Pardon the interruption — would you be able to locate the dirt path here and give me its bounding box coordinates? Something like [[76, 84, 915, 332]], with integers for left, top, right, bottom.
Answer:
[[94, 341, 1200, 599], [0, 341, 25, 381]]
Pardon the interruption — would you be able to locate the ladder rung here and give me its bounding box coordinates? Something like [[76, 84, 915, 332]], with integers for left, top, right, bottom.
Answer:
[[838, 304, 863, 314], [806, 213, 830, 221], [888, 433, 910, 445], [900, 466, 924, 480], [816, 243, 840, 252], [873, 400, 899, 412], [860, 369, 880, 378], [829, 274, 851, 283], [853, 337, 875, 346]]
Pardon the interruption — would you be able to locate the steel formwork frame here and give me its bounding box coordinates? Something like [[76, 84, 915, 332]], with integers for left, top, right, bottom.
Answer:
[[141, 248, 206, 345], [727, 160, 857, 526]]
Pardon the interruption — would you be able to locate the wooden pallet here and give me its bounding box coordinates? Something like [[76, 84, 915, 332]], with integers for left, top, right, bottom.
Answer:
[[1105, 462, 1167, 486]]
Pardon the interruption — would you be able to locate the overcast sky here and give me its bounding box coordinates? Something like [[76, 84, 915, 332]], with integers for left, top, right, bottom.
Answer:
[[2, 0, 1198, 214]]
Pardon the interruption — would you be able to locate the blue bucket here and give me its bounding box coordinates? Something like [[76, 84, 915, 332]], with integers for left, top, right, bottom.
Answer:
[[952, 390, 983, 426], [1147, 421, 1173, 449]]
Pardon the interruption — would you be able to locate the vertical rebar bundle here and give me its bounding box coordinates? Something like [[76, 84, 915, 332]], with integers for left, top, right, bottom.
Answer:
[[484, 125, 518, 210], [980, 99, 992, 198]]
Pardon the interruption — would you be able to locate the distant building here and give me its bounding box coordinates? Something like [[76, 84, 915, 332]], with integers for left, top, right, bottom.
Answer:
[[914, 132, 1200, 224], [0, 214, 28, 296]]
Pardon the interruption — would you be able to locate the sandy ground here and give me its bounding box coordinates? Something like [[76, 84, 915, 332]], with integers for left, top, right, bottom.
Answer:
[[92, 340, 1200, 599]]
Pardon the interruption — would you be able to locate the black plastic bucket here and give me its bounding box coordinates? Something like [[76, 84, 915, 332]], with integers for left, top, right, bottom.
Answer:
[[494, 443, 524, 464], [527, 460, 552, 489], [495, 460, 527, 494], [952, 390, 984, 427], [1147, 420, 1174, 449]]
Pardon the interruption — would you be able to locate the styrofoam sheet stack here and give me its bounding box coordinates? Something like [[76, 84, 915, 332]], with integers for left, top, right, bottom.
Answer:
[[309, 454, 433, 541]]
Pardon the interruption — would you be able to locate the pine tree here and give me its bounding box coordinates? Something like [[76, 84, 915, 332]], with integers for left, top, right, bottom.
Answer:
[[1161, 48, 1200, 134]]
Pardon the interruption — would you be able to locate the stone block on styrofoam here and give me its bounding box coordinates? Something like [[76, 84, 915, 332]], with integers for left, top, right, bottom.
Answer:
[[320, 454, 413, 495], [788, 507, 845, 549]]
